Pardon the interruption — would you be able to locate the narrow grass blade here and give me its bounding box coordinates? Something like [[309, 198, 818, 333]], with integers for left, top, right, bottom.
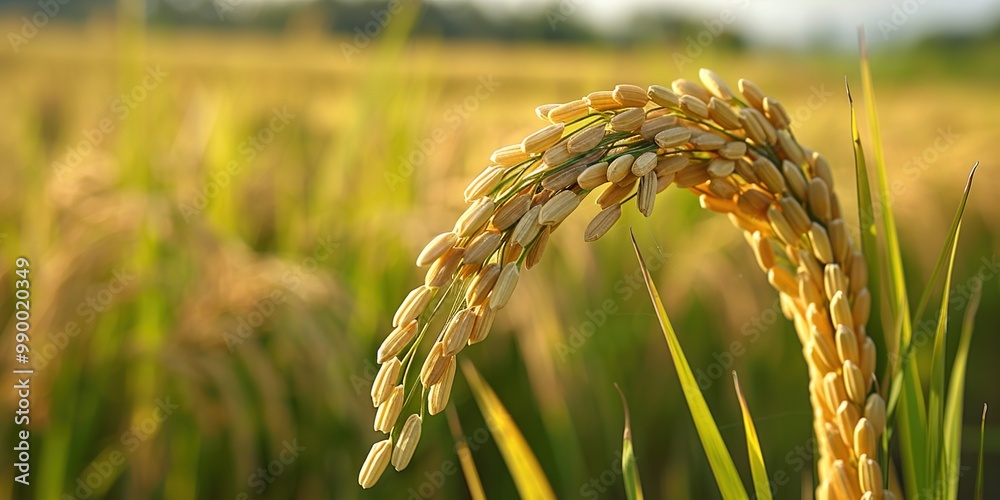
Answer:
[[733, 372, 772, 500], [859, 28, 912, 349], [944, 273, 982, 500], [614, 383, 644, 500], [855, 31, 926, 496], [928, 165, 977, 496], [630, 231, 747, 500], [975, 404, 987, 500], [461, 360, 556, 500], [446, 406, 487, 500]]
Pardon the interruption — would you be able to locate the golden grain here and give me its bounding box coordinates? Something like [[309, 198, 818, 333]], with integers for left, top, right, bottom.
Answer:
[[522, 123, 566, 155], [378, 320, 418, 364], [464, 166, 506, 202], [647, 84, 679, 108], [654, 127, 692, 149], [631, 151, 659, 176], [673, 160, 711, 188], [737, 78, 765, 110], [597, 178, 637, 207], [830, 291, 853, 331], [611, 84, 648, 107], [492, 194, 531, 231], [679, 94, 709, 120], [698, 68, 733, 100], [779, 196, 811, 235], [428, 356, 457, 415], [393, 285, 433, 327], [853, 287, 871, 326], [512, 205, 542, 246], [425, 247, 465, 287], [706, 158, 735, 178], [610, 107, 646, 132], [808, 177, 832, 222], [374, 384, 404, 433], [584, 204, 622, 242], [828, 218, 849, 263], [809, 222, 834, 264], [541, 139, 573, 167], [812, 152, 835, 190], [525, 226, 550, 269], [419, 342, 450, 387], [549, 99, 590, 123], [776, 129, 806, 165], [586, 90, 622, 111], [655, 154, 689, 177], [768, 266, 799, 297], [607, 154, 636, 184], [568, 125, 607, 153], [417, 232, 458, 267], [491, 143, 531, 167], [836, 400, 860, 450], [541, 163, 588, 191], [864, 394, 886, 436], [392, 414, 423, 472], [762, 97, 791, 129], [539, 190, 582, 226], [672, 78, 712, 103], [578, 162, 610, 190], [455, 198, 496, 237], [463, 230, 502, 265], [489, 262, 519, 310], [738, 108, 767, 145], [850, 251, 869, 295], [442, 308, 477, 355], [853, 418, 876, 459], [359, 439, 393, 489], [466, 263, 501, 307], [468, 305, 496, 345], [782, 160, 809, 202], [708, 178, 739, 200], [371, 357, 402, 406], [767, 205, 798, 246], [639, 114, 678, 140]]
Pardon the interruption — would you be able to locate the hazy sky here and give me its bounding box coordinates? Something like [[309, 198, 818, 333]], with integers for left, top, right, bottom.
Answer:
[[427, 0, 1000, 46]]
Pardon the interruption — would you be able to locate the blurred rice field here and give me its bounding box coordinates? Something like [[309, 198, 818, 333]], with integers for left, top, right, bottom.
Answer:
[[1, 15, 999, 500]]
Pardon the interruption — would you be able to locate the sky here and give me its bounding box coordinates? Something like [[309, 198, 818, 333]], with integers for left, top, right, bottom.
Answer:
[[426, 0, 1000, 47]]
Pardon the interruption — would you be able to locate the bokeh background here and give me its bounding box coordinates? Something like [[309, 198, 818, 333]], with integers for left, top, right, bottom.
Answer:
[[1, 0, 998, 498]]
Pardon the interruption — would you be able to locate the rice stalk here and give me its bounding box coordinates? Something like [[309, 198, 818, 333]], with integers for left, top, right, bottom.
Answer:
[[361, 68, 887, 498]]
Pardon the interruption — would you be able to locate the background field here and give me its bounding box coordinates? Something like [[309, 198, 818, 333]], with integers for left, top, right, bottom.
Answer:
[[0, 3, 999, 499]]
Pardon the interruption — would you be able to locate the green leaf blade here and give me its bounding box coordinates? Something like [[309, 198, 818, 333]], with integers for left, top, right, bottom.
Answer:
[[630, 231, 747, 500], [733, 372, 771, 500]]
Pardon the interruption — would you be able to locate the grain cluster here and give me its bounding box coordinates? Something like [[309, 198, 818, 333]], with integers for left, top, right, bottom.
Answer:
[[361, 69, 887, 499]]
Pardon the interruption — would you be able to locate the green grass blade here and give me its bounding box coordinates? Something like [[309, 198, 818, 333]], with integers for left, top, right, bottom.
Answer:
[[944, 260, 982, 500], [630, 231, 747, 500], [733, 372, 772, 500], [859, 28, 912, 350], [461, 360, 556, 500], [615, 384, 645, 500], [856, 32, 927, 496], [976, 404, 987, 500], [929, 164, 977, 497]]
